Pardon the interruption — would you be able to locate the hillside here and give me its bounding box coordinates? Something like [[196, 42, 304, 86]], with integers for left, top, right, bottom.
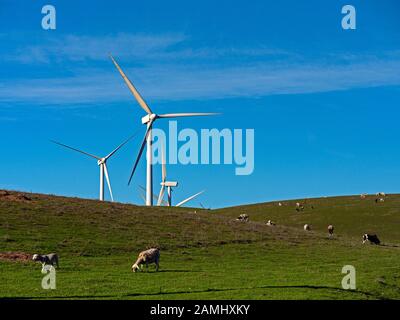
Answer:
[[214, 194, 400, 244], [0, 190, 399, 300]]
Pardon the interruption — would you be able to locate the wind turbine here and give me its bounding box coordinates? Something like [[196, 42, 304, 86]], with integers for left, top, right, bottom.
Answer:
[[109, 55, 218, 206], [51, 134, 135, 202], [199, 202, 211, 210], [138, 185, 168, 206], [157, 144, 205, 207]]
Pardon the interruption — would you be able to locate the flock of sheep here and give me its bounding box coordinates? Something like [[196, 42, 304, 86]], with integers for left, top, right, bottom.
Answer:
[[235, 192, 385, 245], [235, 212, 335, 237], [32, 248, 161, 273], [31, 192, 385, 272]]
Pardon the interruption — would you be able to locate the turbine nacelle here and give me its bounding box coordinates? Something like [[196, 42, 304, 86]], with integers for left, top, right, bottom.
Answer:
[[141, 113, 157, 124], [161, 181, 178, 187], [97, 158, 106, 166]]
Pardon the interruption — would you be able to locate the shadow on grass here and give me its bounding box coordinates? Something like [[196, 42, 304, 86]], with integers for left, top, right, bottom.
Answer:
[[131, 269, 200, 274], [1, 284, 386, 300], [0, 294, 115, 300], [157, 269, 200, 273], [380, 243, 400, 249], [124, 284, 384, 299]]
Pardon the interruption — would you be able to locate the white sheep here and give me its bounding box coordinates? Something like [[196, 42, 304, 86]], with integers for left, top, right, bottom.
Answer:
[[266, 220, 276, 226], [131, 248, 160, 272], [328, 225, 334, 237], [236, 214, 249, 222]]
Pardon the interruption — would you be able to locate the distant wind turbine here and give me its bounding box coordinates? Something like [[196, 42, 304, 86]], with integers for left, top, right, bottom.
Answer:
[[109, 54, 218, 206], [51, 134, 135, 202], [138, 185, 168, 206], [199, 202, 211, 210], [157, 143, 204, 207]]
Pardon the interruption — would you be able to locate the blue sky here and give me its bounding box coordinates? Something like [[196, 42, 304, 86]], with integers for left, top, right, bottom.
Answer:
[[1, 0, 400, 208]]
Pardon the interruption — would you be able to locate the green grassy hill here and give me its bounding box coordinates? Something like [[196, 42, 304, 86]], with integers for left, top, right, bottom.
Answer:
[[0, 190, 399, 300], [214, 194, 400, 244]]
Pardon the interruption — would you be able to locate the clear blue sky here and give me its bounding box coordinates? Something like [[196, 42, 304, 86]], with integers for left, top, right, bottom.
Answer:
[[1, 0, 400, 208]]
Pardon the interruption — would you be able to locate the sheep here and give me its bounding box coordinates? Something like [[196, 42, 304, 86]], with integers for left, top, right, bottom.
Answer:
[[266, 220, 276, 226], [295, 202, 305, 212], [278, 202, 282, 207], [32, 253, 59, 270], [375, 198, 385, 203], [360, 193, 367, 199], [236, 214, 249, 222], [376, 192, 386, 197], [304, 224, 311, 231], [328, 224, 334, 237], [132, 248, 160, 272], [362, 234, 380, 245]]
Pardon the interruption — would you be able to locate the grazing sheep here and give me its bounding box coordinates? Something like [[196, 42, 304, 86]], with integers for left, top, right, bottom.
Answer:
[[236, 214, 249, 222], [304, 224, 311, 231], [362, 234, 380, 245], [266, 220, 276, 226], [376, 192, 386, 197], [295, 202, 305, 212], [278, 202, 282, 207], [132, 248, 160, 272], [32, 253, 59, 270], [375, 198, 385, 203], [328, 225, 334, 237], [360, 193, 367, 199]]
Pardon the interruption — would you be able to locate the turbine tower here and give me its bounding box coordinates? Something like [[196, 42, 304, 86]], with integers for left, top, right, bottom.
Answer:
[[51, 135, 134, 202], [157, 144, 204, 207], [109, 55, 218, 206]]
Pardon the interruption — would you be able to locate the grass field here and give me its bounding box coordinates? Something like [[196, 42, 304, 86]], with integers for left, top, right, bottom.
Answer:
[[0, 190, 399, 300]]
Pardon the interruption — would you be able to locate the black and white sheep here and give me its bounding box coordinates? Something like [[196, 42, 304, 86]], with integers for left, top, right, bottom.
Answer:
[[32, 253, 59, 270]]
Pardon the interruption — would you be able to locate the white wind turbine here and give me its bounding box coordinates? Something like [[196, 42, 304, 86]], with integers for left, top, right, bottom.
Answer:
[[138, 185, 168, 206], [109, 55, 218, 206], [51, 135, 135, 202], [157, 144, 205, 207]]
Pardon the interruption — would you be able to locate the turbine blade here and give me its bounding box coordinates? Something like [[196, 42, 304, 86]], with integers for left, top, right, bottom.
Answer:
[[109, 54, 153, 115], [158, 113, 219, 118], [140, 185, 168, 206], [51, 140, 100, 160], [176, 190, 205, 207], [103, 163, 114, 202], [157, 186, 165, 206], [127, 119, 154, 185], [137, 186, 146, 204], [105, 131, 139, 160]]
